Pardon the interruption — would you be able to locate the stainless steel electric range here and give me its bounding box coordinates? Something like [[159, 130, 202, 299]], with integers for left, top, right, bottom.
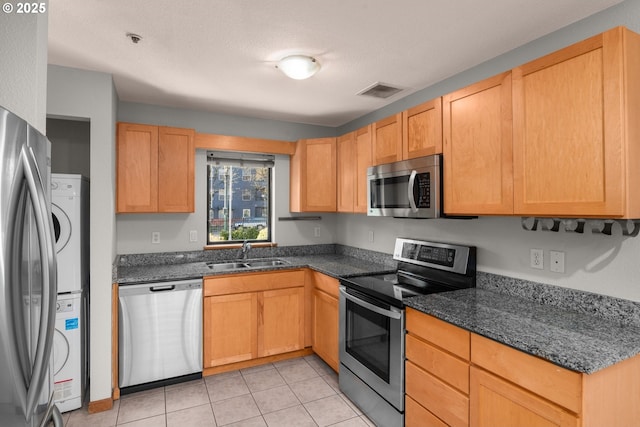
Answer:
[[338, 238, 476, 427]]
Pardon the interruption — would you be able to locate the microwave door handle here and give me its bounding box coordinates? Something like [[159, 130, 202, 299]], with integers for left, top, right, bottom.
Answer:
[[408, 170, 418, 212]]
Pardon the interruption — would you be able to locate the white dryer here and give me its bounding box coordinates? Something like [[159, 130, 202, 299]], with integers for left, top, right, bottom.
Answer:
[[53, 293, 86, 413], [51, 174, 89, 293]]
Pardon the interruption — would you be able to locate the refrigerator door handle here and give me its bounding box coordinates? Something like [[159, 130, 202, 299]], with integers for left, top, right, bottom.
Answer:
[[37, 397, 63, 427], [20, 145, 57, 420]]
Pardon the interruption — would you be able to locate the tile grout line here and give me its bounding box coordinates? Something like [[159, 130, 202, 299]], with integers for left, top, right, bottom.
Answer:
[[108, 356, 366, 427]]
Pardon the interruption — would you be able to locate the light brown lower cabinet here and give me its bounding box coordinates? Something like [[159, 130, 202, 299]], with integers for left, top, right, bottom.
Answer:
[[470, 366, 578, 427], [203, 271, 305, 369], [203, 292, 258, 367], [259, 287, 305, 357], [405, 309, 470, 427], [311, 272, 339, 372], [406, 308, 640, 427]]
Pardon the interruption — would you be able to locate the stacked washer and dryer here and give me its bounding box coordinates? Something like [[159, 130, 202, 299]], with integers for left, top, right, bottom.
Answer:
[[51, 174, 89, 413]]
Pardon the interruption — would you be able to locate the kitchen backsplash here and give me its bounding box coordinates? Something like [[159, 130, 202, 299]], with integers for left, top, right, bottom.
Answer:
[[115, 244, 395, 267]]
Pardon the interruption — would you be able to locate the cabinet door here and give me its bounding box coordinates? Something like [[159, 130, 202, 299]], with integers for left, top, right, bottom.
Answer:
[[203, 293, 258, 367], [443, 72, 513, 215], [372, 113, 402, 165], [258, 287, 305, 357], [312, 289, 339, 372], [158, 126, 195, 212], [117, 123, 159, 213], [337, 132, 355, 213], [403, 98, 443, 159], [470, 367, 579, 427], [290, 138, 337, 212], [512, 28, 635, 217], [354, 124, 373, 213]]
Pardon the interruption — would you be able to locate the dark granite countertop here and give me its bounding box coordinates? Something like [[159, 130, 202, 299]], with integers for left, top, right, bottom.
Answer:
[[405, 288, 640, 374], [116, 253, 395, 285]]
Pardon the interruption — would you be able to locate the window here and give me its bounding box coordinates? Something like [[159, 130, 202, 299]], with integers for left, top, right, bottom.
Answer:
[[207, 152, 274, 244]]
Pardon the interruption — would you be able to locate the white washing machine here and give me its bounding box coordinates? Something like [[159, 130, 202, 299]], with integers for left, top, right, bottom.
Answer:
[[53, 293, 86, 413], [51, 174, 89, 294]]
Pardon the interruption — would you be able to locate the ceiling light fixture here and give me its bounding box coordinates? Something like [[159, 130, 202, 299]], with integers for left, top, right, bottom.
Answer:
[[276, 55, 320, 80]]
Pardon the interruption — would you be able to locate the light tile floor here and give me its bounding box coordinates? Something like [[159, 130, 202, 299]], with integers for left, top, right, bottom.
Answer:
[[62, 355, 376, 427]]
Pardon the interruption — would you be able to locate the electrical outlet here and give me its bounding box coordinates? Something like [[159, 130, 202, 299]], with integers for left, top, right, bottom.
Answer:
[[314, 226, 321, 237], [530, 248, 543, 270], [151, 231, 160, 244], [189, 230, 198, 242], [550, 250, 565, 273], [368, 230, 374, 243]]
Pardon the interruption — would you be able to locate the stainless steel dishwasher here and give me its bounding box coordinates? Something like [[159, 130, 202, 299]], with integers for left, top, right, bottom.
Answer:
[[118, 278, 202, 391]]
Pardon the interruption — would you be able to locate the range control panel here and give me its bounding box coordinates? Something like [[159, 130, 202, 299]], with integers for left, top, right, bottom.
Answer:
[[393, 238, 474, 275]]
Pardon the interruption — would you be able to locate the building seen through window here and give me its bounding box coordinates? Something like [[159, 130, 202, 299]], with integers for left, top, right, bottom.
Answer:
[[207, 152, 273, 244]]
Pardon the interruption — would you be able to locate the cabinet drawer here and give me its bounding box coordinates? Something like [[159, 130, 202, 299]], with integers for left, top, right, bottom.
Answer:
[[406, 361, 469, 427], [470, 367, 579, 427], [312, 272, 339, 298], [406, 308, 470, 360], [406, 395, 448, 427], [471, 334, 582, 413], [204, 270, 305, 296], [406, 334, 469, 393]]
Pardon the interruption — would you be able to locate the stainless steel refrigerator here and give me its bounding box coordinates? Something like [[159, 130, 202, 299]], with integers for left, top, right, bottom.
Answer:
[[0, 106, 63, 426]]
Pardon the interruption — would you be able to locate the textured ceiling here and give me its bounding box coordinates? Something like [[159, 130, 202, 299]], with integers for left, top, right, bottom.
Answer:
[[48, 0, 622, 126]]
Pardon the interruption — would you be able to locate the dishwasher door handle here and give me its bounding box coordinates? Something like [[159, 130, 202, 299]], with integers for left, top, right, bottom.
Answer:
[[150, 285, 176, 292]]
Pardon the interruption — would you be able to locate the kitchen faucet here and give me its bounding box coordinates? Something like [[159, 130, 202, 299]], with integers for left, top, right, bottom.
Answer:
[[241, 240, 252, 259]]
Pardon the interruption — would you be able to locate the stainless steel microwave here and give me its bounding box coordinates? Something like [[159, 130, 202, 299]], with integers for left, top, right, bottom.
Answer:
[[367, 154, 442, 218]]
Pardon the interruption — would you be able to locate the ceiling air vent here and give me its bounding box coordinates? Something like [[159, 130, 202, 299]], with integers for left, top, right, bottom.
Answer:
[[357, 82, 404, 99]]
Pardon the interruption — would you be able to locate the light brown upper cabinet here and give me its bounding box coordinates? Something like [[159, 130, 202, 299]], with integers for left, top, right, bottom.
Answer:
[[513, 26, 640, 218], [337, 124, 372, 213], [443, 72, 514, 215], [354, 125, 373, 213], [290, 137, 337, 212], [337, 132, 356, 213], [402, 98, 443, 159], [372, 113, 403, 165], [117, 122, 195, 213]]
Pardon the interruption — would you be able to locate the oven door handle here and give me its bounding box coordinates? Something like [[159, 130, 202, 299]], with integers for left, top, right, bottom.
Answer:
[[339, 288, 403, 320]]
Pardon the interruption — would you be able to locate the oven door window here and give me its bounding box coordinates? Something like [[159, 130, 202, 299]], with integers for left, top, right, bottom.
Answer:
[[344, 298, 391, 383]]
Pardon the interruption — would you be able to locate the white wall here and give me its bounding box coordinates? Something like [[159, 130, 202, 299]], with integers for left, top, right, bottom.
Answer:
[[0, 1, 48, 131], [47, 65, 118, 403], [116, 153, 336, 253]]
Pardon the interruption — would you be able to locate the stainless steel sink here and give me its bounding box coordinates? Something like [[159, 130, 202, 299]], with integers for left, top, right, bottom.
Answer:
[[206, 261, 249, 271], [206, 259, 289, 271], [244, 259, 289, 268]]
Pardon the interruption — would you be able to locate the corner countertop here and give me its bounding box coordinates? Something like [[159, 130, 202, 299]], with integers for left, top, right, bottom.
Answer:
[[116, 254, 395, 285], [405, 288, 640, 374]]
